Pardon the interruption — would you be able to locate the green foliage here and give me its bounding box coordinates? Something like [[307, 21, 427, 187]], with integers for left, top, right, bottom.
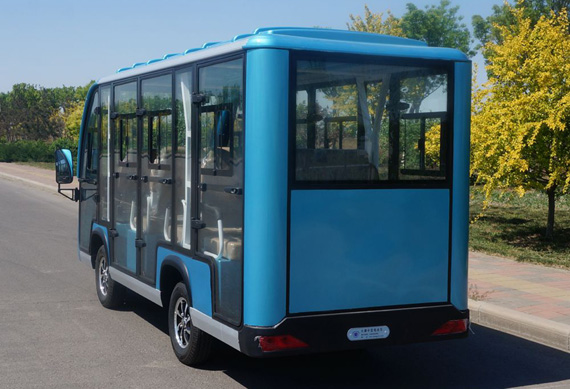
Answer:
[[471, 6, 570, 238], [348, 1, 474, 57], [347, 5, 404, 36], [472, 0, 570, 61], [61, 101, 84, 142], [0, 81, 94, 142], [0, 138, 77, 163], [0, 81, 92, 164], [401, 1, 475, 57]]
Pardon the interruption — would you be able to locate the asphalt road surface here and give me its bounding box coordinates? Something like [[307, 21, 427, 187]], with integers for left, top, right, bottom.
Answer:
[[1, 175, 570, 389]]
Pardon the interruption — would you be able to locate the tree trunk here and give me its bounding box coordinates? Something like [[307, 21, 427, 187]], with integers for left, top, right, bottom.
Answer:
[[546, 185, 556, 240]]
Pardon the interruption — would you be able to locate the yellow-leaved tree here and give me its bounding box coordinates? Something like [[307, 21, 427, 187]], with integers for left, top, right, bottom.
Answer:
[[471, 5, 570, 239], [61, 101, 84, 142]]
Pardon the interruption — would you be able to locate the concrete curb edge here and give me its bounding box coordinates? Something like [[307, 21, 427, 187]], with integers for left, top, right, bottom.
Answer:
[[469, 299, 570, 353]]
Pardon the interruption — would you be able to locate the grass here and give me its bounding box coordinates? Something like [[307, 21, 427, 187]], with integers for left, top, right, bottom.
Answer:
[[470, 188, 570, 269], [14, 161, 54, 170]]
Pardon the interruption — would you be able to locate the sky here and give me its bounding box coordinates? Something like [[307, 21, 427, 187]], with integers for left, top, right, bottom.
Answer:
[[0, 0, 501, 93]]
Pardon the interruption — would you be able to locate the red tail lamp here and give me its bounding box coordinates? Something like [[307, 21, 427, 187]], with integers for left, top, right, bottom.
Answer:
[[432, 319, 469, 336], [258, 335, 309, 352]]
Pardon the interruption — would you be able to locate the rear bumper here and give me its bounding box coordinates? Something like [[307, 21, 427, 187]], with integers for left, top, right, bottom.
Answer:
[[239, 304, 469, 357]]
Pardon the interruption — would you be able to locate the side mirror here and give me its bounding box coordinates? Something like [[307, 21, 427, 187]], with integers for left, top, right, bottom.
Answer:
[[55, 148, 74, 184]]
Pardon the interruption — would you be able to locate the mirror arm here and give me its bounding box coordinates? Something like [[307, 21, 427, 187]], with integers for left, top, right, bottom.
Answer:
[[58, 183, 79, 202]]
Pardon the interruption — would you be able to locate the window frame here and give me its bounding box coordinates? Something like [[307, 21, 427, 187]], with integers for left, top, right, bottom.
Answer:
[[289, 51, 455, 190], [113, 80, 139, 168], [80, 90, 100, 182]]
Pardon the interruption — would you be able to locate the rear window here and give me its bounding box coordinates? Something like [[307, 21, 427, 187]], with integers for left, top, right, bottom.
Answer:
[[294, 56, 450, 184]]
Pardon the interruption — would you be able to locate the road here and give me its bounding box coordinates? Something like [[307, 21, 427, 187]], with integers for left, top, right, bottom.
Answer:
[[1, 174, 570, 389]]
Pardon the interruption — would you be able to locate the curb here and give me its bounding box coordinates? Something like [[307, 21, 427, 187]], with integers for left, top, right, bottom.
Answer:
[[469, 299, 570, 353]]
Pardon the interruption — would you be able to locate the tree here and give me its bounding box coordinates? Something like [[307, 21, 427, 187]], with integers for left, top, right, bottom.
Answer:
[[349, 1, 474, 56], [347, 1, 474, 113], [400, 1, 476, 57], [0, 81, 93, 142], [61, 101, 84, 142], [470, 6, 570, 239], [473, 0, 570, 61], [347, 5, 404, 36]]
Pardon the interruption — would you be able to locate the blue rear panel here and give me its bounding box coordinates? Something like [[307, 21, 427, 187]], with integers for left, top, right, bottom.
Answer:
[[450, 62, 472, 311], [289, 189, 450, 313], [243, 49, 289, 326]]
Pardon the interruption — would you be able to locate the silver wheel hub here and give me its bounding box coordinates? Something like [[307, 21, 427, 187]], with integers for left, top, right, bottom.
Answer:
[[174, 297, 191, 348], [98, 256, 109, 296]]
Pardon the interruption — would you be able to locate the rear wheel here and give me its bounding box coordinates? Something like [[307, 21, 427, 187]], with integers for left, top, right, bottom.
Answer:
[[168, 282, 212, 365], [95, 245, 125, 308]]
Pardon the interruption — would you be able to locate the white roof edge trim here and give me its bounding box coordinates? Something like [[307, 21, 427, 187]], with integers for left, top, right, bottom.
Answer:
[[98, 40, 246, 85]]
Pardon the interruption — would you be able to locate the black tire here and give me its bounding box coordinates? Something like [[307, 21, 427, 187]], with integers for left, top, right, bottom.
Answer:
[[168, 282, 212, 365], [95, 245, 125, 309]]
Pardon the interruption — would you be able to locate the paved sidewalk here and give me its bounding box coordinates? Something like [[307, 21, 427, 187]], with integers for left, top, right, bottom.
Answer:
[[1, 162, 569, 352], [469, 251, 570, 352]]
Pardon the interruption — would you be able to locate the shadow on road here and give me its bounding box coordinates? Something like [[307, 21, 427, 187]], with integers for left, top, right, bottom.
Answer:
[[118, 291, 169, 335], [124, 298, 570, 388]]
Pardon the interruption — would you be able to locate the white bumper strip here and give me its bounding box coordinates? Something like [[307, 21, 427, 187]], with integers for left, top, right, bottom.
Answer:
[[109, 266, 163, 307], [190, 308, 240, 351]]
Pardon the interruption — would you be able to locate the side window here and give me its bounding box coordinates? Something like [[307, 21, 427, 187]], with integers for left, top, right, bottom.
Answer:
[[81, 91, 100, 180], [199, 60, 244, 175], [114, 83, 137, 166], [99, 86, 111, 221], [398, 75, 448, 178], [174, 68, 193, 249], [142, 75, 172, 167]]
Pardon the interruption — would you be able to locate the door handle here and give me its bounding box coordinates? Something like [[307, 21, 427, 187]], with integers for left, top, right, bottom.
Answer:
[[224, 187, 242, 195], [127, 174, 138, 180], [191, 219, 206, 229], [140, 175, 148, 183]]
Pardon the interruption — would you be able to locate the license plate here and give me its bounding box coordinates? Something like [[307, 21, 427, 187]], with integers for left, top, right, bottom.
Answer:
[[347, 325, 390, 341]]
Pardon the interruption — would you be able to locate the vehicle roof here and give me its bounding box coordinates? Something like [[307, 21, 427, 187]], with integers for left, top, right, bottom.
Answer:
[[97, 27, 469, 85]]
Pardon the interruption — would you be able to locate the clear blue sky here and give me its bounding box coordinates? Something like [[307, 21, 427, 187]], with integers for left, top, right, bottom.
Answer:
[[0, 0, 500, 93]]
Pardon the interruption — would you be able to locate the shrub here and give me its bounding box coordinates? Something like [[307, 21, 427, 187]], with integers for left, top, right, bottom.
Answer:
[[0, 139, 78, 163]]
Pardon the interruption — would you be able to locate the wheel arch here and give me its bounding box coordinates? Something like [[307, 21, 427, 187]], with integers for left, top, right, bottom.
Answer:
[[89, 232, 107, 269], [160, 256, 191, 308]]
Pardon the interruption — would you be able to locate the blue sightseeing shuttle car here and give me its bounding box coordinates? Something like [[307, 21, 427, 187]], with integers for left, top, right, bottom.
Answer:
[[55, 27, 471, 365]]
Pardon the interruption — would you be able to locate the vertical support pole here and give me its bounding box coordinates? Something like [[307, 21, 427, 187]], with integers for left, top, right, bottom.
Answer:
[[388, 76, 400, 181]]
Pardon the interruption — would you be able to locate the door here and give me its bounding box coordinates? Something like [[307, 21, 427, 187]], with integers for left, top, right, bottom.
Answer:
[[195, 58, 244, 325], [112, 81, 138, 273], [139, 74, 173, 282], [79, 90, 100, 252]]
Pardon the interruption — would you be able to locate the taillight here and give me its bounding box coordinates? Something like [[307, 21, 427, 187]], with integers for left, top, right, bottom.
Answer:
[[432, 319, 469, 336], [257, 335, 309, 352]]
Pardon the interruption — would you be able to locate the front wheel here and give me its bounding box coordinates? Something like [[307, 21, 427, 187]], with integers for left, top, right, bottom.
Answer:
[[168, 282, 212, 365], [95, 245, 125, 309]]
